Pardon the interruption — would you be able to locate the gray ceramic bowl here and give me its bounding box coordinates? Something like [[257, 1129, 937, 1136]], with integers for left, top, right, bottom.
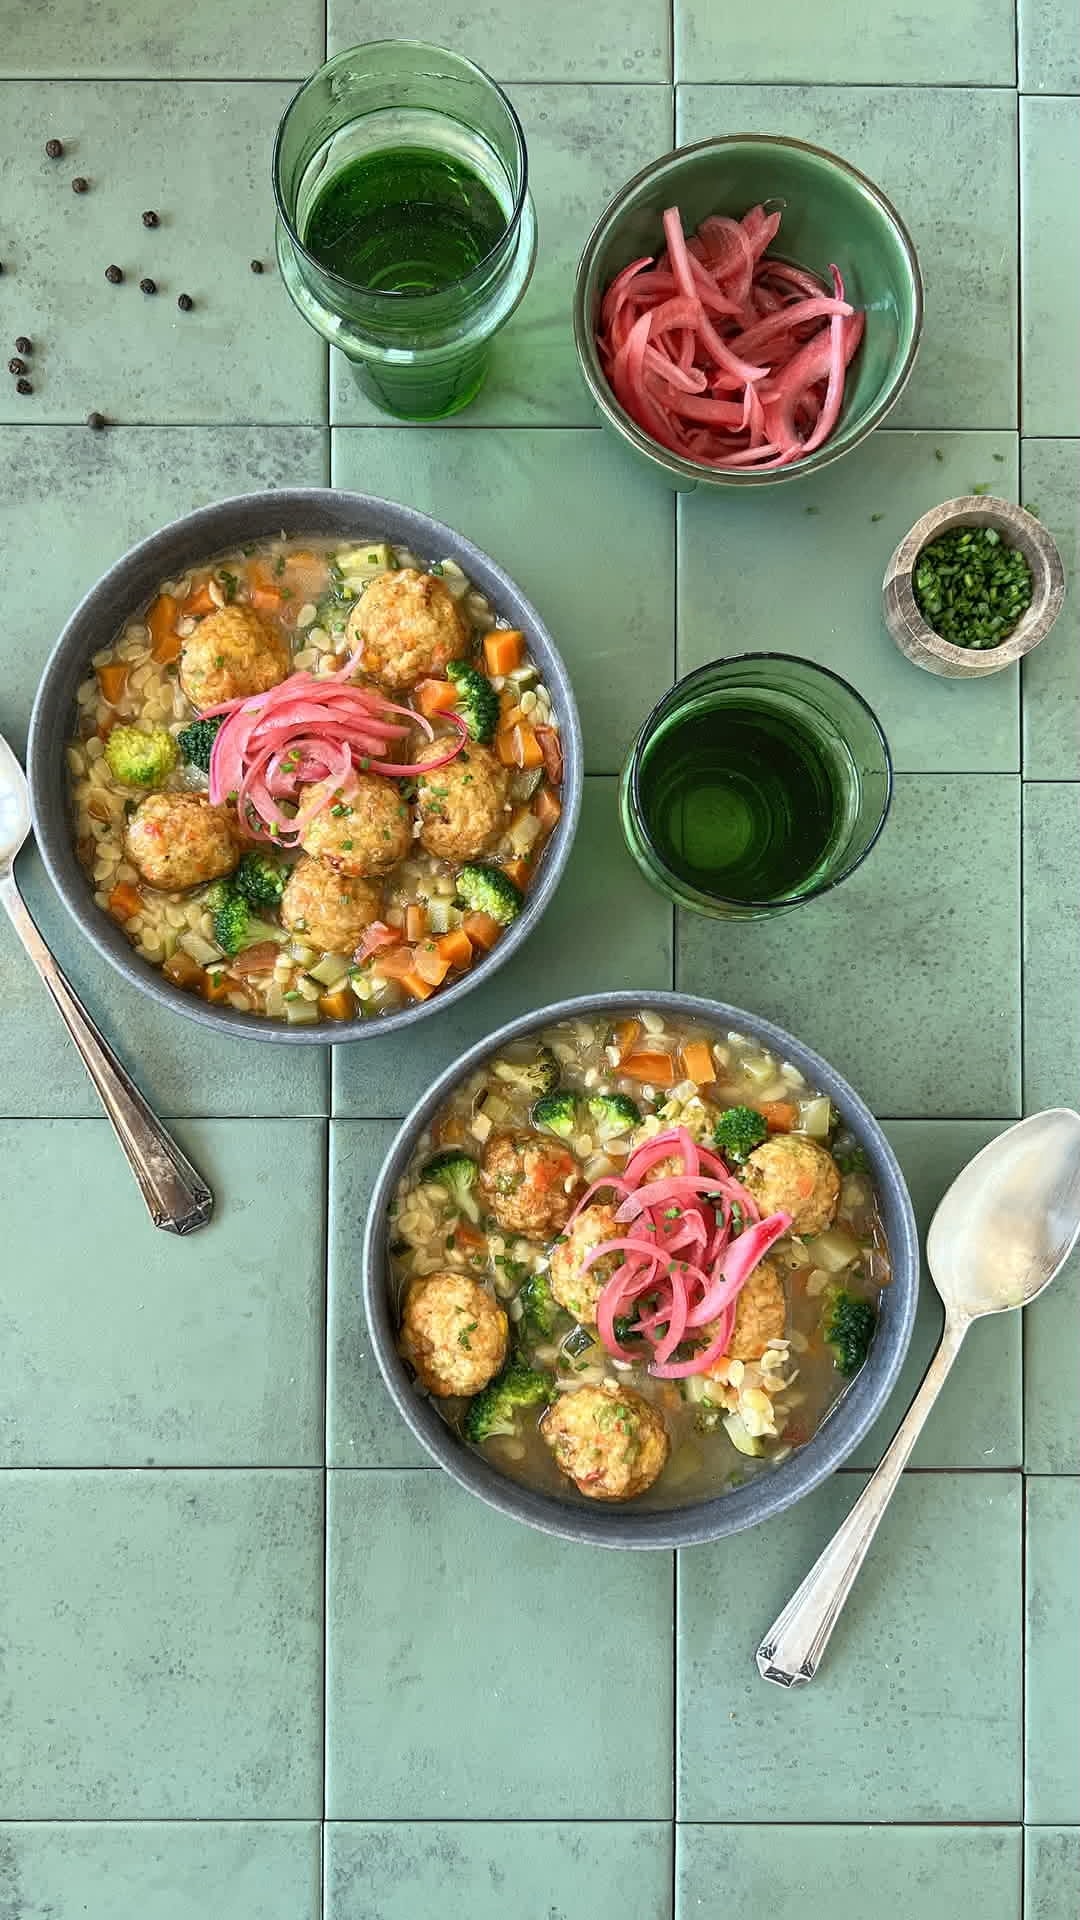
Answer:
[[27, 489, 582, 1043], [363, 990, 919, 1549]]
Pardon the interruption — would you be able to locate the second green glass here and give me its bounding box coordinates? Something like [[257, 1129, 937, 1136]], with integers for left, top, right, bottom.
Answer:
[[274, 41, 537, 419], [620, 655, 893, 919]]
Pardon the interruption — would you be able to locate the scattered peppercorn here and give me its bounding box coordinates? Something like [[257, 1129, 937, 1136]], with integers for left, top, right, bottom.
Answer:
[[141, 210, 159, 228], [913, 524, 1033, 650], [8, 357, 26, 376], [105, 264, 123, 284], [249, 258, 264, 273], [45, 137, 64, 158], [86, 410, 106, 430], [177, 292, 193, 311], [139, 277, 157, 295], [15, 336, 32, 354], [71, 175, 89, 193], [16, 377, 32, 394]]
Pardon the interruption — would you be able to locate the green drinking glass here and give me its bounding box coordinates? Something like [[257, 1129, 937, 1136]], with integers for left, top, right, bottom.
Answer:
[[620, 655, 893, 919], [273, 41, 537, 420]]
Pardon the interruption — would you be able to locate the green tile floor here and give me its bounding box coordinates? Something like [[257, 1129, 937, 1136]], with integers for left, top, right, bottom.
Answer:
[[0, 2, 1076, 1914]]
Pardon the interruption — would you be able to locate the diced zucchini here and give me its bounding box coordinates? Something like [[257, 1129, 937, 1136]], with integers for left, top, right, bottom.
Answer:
[[290, 940, 317, 967], [178, 931, 223, 967], [804, 1227, 862, 1273], [723, 1412, 765, 1457], [309, 952, 353, 987], [506, 810, 544, 858], [284, 998, 320, 1025], [794, 1095, 833, 1140], [427, 897, 452, 935], [295, 973, 322, 1002], [740, 1052, 776, 1086], [437, 559, 469, 600], [336, 542, 394, 581]]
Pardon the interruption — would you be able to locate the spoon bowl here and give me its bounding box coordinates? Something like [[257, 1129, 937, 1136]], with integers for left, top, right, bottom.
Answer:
[[927, 1107, 1080, 1318], [0, 731, 32, 869]]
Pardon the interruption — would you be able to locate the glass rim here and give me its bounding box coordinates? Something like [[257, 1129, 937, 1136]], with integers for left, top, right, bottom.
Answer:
[[272, 38, 530, 304], [626, 651, 895, 913]]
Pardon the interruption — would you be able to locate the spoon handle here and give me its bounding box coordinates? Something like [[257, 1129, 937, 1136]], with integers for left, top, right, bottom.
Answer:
[[0, 873, 213, 1234], [756, 1314, 969, 1687]]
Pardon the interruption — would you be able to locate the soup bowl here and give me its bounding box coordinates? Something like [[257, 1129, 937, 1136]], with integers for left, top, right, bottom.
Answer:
[[363, 990, 919, 1548], [27, 489, 582, 1042]]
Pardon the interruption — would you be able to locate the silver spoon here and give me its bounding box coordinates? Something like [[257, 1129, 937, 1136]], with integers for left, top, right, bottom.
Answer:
[[0, 732, 213, 1233], [756, 1107, 1080, 1687]]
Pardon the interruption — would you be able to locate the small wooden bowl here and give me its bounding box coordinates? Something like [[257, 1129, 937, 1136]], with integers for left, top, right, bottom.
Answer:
[[882, 496, 1066, 678]]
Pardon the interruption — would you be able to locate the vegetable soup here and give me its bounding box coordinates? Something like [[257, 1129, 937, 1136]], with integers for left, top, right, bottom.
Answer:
[[66, 537, 562, 1024], [390, 1008, 889, 1508]]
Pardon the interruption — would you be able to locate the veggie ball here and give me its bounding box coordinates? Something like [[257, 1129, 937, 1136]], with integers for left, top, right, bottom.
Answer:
[[541, 1381, 669, 1501], [479, 1129, 582, 1238], [179, 602, 290, 712], [346, 567, 469, 691], [399, 1272, 508, 1397], [704, 1257, 787, 1367], [547, 1202, 622, 1324], [124, 791, 238, 892], [279, 853, 380, 955], [415, 738, 508, 863], [298, 772, 410, 878], [742, 1135, 840, 1237]]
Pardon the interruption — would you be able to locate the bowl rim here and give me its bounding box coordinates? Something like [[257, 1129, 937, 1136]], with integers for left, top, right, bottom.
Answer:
[[26, 487, 583, 1044], [361, 988, 920, 1549], [572, 132, 925, 488], [882, 494, 1067, 673]]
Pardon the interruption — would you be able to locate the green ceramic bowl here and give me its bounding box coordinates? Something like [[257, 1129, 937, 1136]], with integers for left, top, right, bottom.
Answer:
[[572, 135, 923, 491]]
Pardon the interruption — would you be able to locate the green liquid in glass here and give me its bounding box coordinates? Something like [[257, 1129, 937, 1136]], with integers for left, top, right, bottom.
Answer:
[[636, 699, 847, 903], [303, 146, 507, 293]]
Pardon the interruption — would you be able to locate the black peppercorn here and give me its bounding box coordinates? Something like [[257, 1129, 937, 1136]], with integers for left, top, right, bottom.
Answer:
[[14, 336, 32, 354], [8, 357, 26, 376], [250, 258, 264, 274], [45, 137, 64, 158], [139, 277, 157, 295], [141, 210, 159, 228], [71, 175, 89, 193], [176, 292, 193, 311], [105, 264, 123, 284], [16, 377, 32, 394], [87, 410, 106, 430]]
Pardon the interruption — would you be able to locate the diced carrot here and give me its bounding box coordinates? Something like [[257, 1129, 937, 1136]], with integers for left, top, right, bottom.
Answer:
[[181, 583, 216, 617], [484, 629, 525, 676], [495, 729, 518, 768], [399, 969, 435, 1002], [453, 1222, 486, 1251], [146, 594, 179, 656], [533, 786, 562, 834], [681, 1040, 717, 1086], [151, 628, 182, 665], [503, 857, 531, 892], [756, 1100, 799, 1133], [371, 943, 418, 982], [433, 1112, 466, 1146], [318, 987, 355, 1021], [279, 549, 326, 598], [413, 943, 450, 987], [499, 703, 525, 728], [614, 1018, 641, 1062], [621, 1051, 678, 1086], [416, 678, 460, 719], [201, 969, 232, 1005], [250, 586, 283, 616], [405, 904, 428, 943], [534, 725, 563, 785], [107, 881, 142, 922], [245, 558, 276, 591], [162, 949, 203, 990], [436, 928, 474, 971], [462, 911, 501, 952], [96, 662, 129, 704], [513, 722, 544, 770]]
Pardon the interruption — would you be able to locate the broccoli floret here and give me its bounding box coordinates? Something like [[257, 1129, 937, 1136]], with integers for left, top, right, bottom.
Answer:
[[234, 851, 287, 910], [209, 885, 288, 960], [587, 1091, 642, 1140], [532, 1091, 577, 1139], [822, 1286, 877, 1377], [463, 1355, 550, 1443], [835, 1145, 871, 1176], [104, 724, 178, 788], [492, 1045, 560, 1097], [422, 1149, 481, 1223], [446, 661, 499, 745], [455, 863, 523, 926], [713, 1105, 769, 1164], [176, 715, 225, 774], [516, 1271, 558, 1338]]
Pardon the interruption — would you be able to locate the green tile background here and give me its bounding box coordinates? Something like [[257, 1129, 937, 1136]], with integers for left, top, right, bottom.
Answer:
[[0, 0, 1075, 1914]]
